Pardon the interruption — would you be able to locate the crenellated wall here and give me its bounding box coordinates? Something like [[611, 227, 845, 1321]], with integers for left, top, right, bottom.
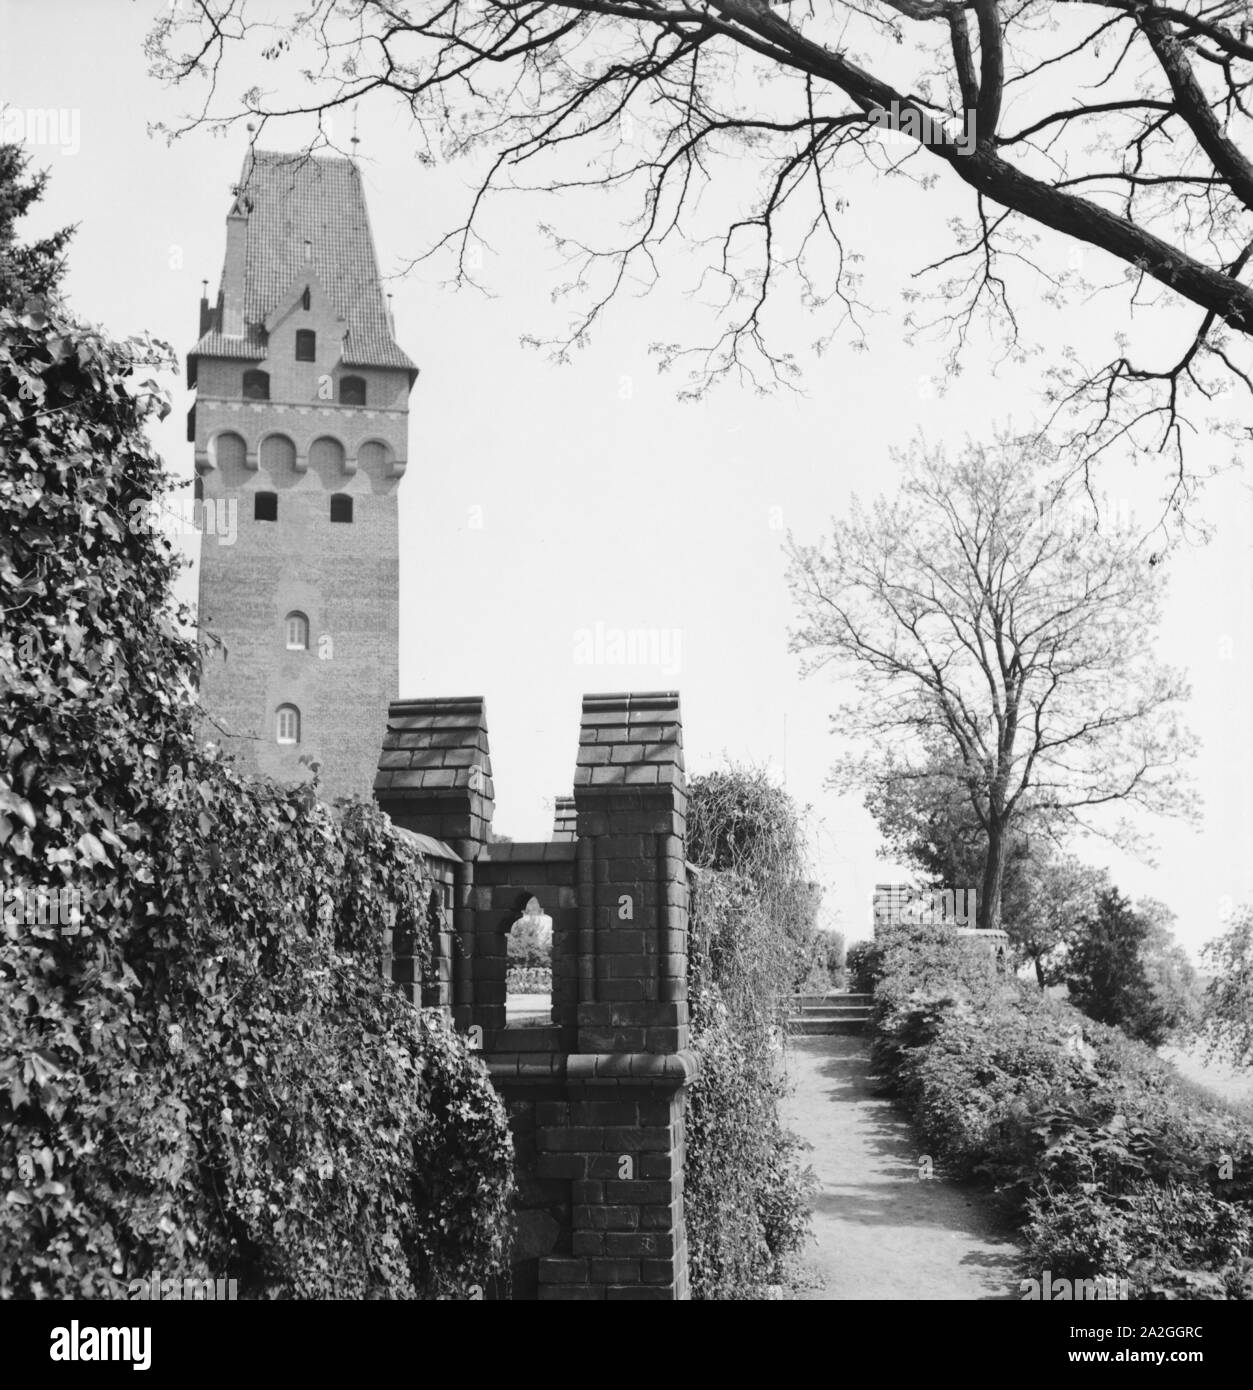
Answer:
[[375, 690, 697, 1300]]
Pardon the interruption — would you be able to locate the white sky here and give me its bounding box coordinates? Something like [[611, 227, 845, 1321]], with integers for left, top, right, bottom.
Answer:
[[2, 0, 1250, 954]]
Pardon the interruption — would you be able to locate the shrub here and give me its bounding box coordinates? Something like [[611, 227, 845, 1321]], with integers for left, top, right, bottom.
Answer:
[[867, 920, 1253, 1297], [683, 771, 817, 1298], [0, 288, 514, 1297], [846, 939, 883, 994]]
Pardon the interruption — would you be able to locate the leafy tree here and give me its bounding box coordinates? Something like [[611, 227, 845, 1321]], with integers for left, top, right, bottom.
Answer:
[[789, 435, 1194, 931], [150, 1, 1253, 489], [1198, 907, 1253, 1070], [0, 142, 71, 308], [1064, 888, 1171, 1045]]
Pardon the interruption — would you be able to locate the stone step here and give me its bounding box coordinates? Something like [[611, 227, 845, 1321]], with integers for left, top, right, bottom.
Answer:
[[793, 992, 872, 1008], [798, 1007, 873, 1021], [787, 1016, 868, 1036]]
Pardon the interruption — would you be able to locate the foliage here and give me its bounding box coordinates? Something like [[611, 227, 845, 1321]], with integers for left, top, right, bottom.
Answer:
[[789, 435, 1195, 932], [1198, 908, 1253, 1071], [687, 766, 821, 1003], [505, 967, 552, 995], [150, 3, 1253, 491], [797, 928, 844, 993], [1065, 888, 1189, 1047], [0, 143, 71, 308], [845, 940, 882, 995], [869, 923, 1253, 1299], [683, 770, 817, 1298], [506, 912, 551, 970], [0, 247, 513, 1296]]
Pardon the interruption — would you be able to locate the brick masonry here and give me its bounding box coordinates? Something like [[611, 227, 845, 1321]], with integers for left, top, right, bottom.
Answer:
[[376, 691, 698, 1300], [191, 152, 414, 804]]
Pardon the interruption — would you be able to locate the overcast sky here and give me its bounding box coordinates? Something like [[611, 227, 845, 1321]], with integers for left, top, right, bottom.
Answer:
[[3, 0, 1250, 953]]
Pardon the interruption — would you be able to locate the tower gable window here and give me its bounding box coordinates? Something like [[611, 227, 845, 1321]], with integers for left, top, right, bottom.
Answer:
[[295, 329, 316, 362], [276, 705, 301, 745], [339, 375, 366, 406], [300, 286, 311, 311], [285, 612, 309, 650], [254, 491, 278, 522], [242, 369, 270, 400], [330, 494, 354, 524]]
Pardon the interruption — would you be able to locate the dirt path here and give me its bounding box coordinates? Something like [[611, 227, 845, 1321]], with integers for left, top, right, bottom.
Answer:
[[781, 1034, 1020, 1300]]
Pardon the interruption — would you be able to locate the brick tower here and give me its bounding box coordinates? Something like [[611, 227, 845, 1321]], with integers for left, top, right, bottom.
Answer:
[[188, 149, 417, 802]]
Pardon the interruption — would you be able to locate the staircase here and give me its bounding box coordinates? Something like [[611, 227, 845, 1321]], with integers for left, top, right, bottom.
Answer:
[[788, 992, 873, 1036]]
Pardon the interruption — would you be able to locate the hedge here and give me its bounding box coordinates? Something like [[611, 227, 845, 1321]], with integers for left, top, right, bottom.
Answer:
[[870, 921, 1253, 1299]]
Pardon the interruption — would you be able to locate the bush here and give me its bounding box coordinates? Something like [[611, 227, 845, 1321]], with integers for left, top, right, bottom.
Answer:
[[0, 290, 514, 1297], [868, 920, 1253, 1298], [846, 940, 883, 994], [505, 967, 552, 995], [684, 773, 816, 1299]]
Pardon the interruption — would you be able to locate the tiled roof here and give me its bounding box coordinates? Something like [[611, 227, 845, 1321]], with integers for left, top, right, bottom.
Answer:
[[574, 692, 684, 789], [192, 150, 416, 373], [375, 697, 494, 801]]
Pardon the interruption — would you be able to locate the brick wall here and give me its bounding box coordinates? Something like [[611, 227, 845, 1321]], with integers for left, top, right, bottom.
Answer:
[[376, 691, 698, 1300]]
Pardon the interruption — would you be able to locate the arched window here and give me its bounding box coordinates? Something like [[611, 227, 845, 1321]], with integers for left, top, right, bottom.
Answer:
[[285, 612, 309, 650], [330, 494, 353, 524], [295, 329, 316, 361], [505, 893, 553, 1027], [242, 369, 270, 401], [309, 436, 344, 476], [259, 433, 296, 474], [300, 286, 311, 311], [212, 431, 247, 472], [339, 375, 366, 406], [254, 491, 278, 522], [275, 705, 300, 744], [358, 440, 388, 473]]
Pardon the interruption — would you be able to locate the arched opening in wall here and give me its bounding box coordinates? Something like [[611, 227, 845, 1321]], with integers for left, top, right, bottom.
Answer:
[[309, 435, 345, 480], [211, 431, 246, 473], [358, 439, 389, 475], [259, 433, 296, 476], [505, 894, 553, 1028]]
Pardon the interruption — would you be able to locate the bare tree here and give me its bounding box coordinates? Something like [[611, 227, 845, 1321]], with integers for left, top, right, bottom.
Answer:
[[148, 1, 1253, 501], [786, 437, 1195, 931]]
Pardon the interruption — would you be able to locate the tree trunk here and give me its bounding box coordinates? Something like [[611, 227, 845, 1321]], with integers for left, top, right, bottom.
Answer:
[[977, 821, 1007, 932]]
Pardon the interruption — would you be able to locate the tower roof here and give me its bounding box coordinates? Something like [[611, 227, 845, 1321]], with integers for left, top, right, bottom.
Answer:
[[191, 149, 416, 373]]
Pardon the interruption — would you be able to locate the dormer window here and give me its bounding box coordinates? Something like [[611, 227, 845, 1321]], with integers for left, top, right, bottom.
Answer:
[[295, 330, 316, 362], [339, 375, 366, 406], [242, 369, 269, 401], [300, 286, 311, 311]]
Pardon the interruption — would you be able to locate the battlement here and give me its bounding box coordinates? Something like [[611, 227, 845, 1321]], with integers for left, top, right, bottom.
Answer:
[[376, 691, 696, 1300]]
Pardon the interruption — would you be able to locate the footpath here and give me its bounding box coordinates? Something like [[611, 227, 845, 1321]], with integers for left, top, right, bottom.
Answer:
[[781, 1034, 1020, 1300]]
